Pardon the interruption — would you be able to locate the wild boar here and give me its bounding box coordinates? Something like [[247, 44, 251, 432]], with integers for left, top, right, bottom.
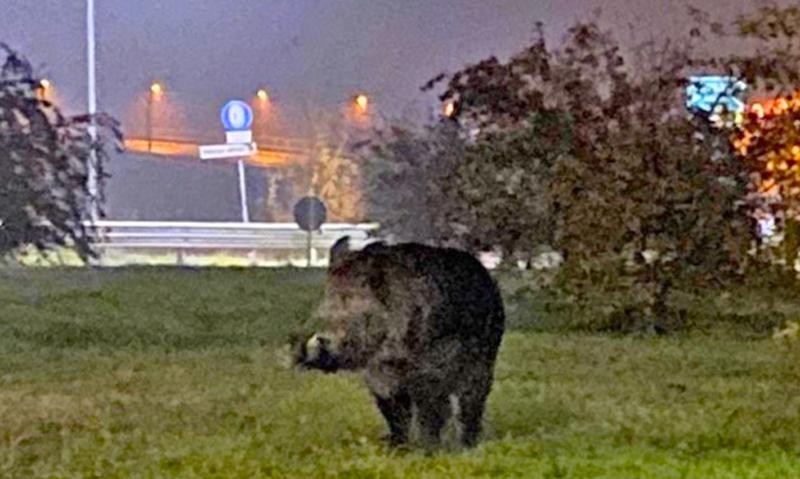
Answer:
[[294, 237, 504, 447]]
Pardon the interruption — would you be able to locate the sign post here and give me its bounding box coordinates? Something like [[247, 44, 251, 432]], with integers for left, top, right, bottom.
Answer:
[[200, 100, 255, 222], [237, 159, 250, 223], [293, 196, 327, 267]]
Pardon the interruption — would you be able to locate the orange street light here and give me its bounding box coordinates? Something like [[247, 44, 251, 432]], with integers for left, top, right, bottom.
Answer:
[[749, 102, 764, 118], [443, 101, 455, 118], [150, 81, 163, 97], [256, 88, 270, 102], [354, 93, 369, 113], [147, 81, 164, 151], [36, 78, 52, 100]]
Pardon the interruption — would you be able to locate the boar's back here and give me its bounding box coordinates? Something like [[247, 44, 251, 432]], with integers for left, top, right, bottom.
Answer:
[[339, 242, 504, 349]]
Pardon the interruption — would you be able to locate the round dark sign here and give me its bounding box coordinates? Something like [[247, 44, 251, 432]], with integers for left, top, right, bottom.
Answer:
[[293, 196, 327, 232]]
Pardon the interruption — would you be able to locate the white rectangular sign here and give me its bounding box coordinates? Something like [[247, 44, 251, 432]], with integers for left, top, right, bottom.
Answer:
[[226, 130, 252, 144], [199, 142, 258, 160]]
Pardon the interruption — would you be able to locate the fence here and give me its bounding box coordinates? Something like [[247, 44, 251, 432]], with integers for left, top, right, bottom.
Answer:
[[84, 220, 380, 267]]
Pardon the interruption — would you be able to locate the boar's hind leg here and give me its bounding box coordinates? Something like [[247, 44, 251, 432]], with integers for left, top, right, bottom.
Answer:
[[459, 367, 493, 447], [374, 390, 412, 446]]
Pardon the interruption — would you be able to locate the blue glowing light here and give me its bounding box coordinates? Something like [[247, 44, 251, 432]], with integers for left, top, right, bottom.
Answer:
[[686, 76, 747, 113]]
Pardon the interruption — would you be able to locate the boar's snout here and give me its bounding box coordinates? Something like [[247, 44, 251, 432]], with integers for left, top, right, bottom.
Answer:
[[294, 333, 340, 373]]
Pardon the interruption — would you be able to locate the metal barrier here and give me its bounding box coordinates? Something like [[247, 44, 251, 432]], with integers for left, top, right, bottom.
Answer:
[[83, 220, 380, 266]]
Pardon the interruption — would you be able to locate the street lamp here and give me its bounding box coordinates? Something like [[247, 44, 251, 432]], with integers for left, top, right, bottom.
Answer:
[[150, 82, 163, 96], [354, 93, 368, 113], [253, 88, 271, 140], [443, 100, 455, 118], [86, 0, 99, 223], [146, 81, 164, 151], [36, 78, 52, 100]]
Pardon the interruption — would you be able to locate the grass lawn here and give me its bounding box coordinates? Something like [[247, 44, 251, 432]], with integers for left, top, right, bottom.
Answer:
[[1, 267, 800, 478]]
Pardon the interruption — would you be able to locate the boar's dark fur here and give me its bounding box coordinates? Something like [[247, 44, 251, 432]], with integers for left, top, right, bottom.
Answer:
[[295, 237, 505, 448]]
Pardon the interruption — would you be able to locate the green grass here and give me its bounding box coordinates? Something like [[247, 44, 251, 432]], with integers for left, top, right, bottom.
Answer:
[[1, 267, 800, 478]]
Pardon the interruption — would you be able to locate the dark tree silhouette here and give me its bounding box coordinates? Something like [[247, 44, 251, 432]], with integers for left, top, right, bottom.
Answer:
[[369, 14, 771, 331], [0, 44, 121, 261]]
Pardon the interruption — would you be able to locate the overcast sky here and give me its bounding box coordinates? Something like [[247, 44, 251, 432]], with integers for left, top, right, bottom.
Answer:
[[1, 0, 783, 138]]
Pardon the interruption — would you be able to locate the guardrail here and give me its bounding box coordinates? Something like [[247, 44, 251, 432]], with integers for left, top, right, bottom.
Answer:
[[84, 220, 380, 267]]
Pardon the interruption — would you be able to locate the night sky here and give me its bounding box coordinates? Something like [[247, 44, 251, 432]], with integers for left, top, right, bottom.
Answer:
[[1, 1, 786, 220], [1, 0, 780, 136]]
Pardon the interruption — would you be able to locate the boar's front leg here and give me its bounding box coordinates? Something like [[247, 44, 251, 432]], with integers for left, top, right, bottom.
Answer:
[[373, 389, 412, 446]]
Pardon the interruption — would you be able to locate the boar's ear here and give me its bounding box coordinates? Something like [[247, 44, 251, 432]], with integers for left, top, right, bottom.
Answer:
[[329, 235, 351, 270]]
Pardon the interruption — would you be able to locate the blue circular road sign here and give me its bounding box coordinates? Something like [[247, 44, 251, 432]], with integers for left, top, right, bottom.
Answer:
[[220, 100, 253, 131]]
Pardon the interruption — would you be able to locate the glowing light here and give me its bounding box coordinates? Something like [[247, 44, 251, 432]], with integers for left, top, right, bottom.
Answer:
[[443, 101, 455, 117], [686, 76, 746, 113], [751, 103, 765, 118], [256, 88, 270, 102], [150, 82, 163, 96], [39, 79, 51, 90], [745, 93, 800, 121], [354, 94, 369, 113]]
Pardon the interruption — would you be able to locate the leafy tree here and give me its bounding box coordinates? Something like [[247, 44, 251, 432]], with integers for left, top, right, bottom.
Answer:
[[406, 18, 756, 330], [445, 110, 568, 255], [724, 6, 800, 267], [284, 108, 363, 222], [365, 7, 800, 331], [0, 44, 120, 261], [361, 121, 467, 244]]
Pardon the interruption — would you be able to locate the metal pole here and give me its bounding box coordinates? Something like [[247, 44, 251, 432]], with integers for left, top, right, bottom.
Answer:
[[305, 230, 311, 267], [306, 201, 315, 267], [146, 93, 153, 151], [86, 0, 99, 223], [237, 159, 250, 222]]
